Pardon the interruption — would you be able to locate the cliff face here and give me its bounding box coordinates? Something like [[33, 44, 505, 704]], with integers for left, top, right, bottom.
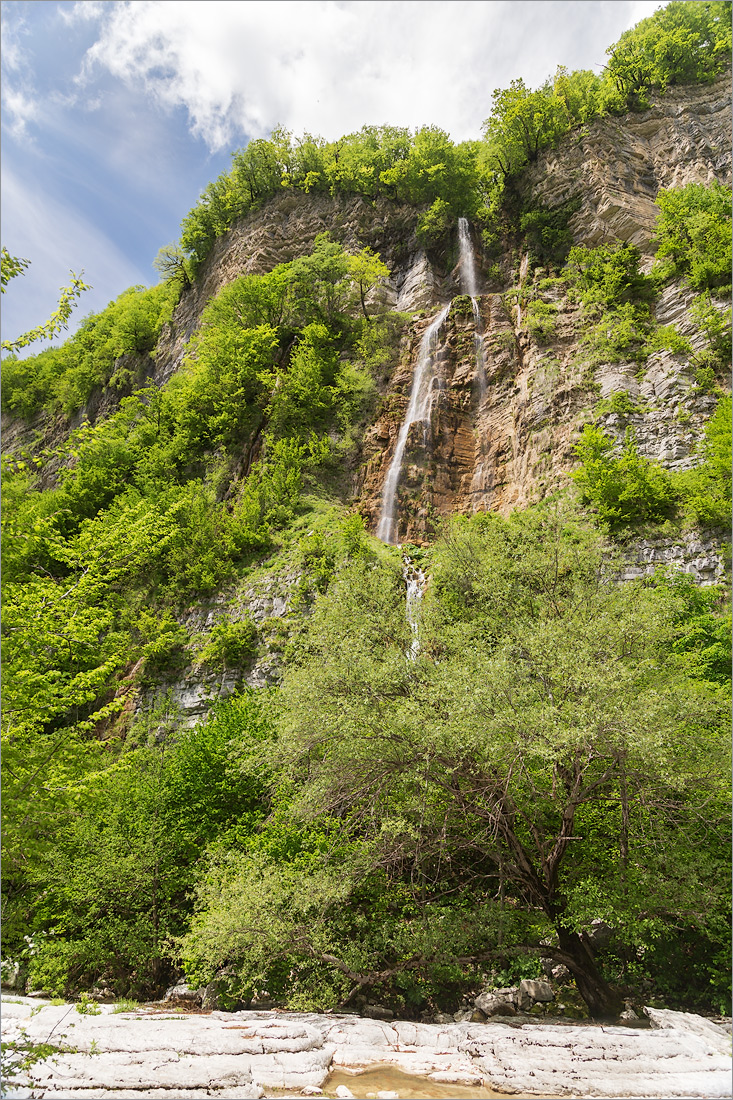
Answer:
[[354, 76, 732, 542], [6, 80, 729, 564], [153, 191, 444, 385], [150, 78, 730, 548], [97, 78, 733, 727]]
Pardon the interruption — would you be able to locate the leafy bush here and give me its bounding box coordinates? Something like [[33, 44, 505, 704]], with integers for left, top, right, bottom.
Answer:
[[199, 618, 259, 669], [595, 391, 643, 419], [572, 424, 678, 527], [20, 693, 274, 999], [674, 395, 732, 527], [525, 299, 558, 340], [654, 181, 732, 294], [519, 196, 581, 267]]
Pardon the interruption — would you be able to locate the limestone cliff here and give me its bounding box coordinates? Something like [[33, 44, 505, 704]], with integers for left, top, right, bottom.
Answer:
[[355, 75, 731, 542]]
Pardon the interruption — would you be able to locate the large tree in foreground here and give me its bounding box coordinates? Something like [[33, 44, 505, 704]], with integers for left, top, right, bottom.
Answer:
[[184, 507, 730, 1017]]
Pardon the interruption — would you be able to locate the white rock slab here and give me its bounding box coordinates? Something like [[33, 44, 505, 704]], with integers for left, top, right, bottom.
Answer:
[[2, 998, 730, 1099]]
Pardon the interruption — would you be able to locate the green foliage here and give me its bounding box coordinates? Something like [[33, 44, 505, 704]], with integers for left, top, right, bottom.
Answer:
[[565, 243, 654, 311], [605, 1, 732, 107], [183, 507, 730, 1016], [519, 197, 582, 267], [653, 181, 732, 293], [199, 617, 259, 669], [595, 390, 643, 419], [153, 243, 193, 289], [21, 693, 274, 998], [1, 246, 92, 355], [572, 425, 678, 527], [76, 992, 101, 1015], [139, 613, 190, 683], [416, 197, 453, 248], [481, 77, 572, 182], [690, 292, 732, 366], [674, 395, 732, 527], [1, 282, 178, 418], [524, 298, 558, 341], [563, 243, 660, 366], [181, 126, 480, 267]]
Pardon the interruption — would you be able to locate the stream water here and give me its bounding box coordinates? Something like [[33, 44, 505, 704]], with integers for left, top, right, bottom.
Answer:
[[403, 559, 426, 659], [325, 1064, 545, 1099]]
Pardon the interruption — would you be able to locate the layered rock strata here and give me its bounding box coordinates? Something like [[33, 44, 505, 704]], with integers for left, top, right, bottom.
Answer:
[[3, 998, 730, 1099]]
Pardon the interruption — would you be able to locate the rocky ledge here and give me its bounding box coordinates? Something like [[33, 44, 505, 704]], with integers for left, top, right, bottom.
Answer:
[[2, 998, 730, 1099]]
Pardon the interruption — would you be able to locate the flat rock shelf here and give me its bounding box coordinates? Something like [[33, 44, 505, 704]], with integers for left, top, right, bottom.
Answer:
[[2, 997, 730, 1099]]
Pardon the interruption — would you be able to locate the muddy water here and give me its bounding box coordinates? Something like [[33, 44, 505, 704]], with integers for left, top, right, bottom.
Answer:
[[324, 1066, 557, 1099]]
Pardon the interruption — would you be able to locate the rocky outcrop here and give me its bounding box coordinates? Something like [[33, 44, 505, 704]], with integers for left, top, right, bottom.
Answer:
[[526, 75, 732, 257], [3, 998, 731, 1099], [153, 191, 444, 386]]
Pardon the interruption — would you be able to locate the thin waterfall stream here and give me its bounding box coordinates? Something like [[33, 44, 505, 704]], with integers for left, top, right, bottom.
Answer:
[[458, 216, 488, 396], [403, 557, 427, 659], [376, 304, 450, 545], [376, 218, 485, 545]]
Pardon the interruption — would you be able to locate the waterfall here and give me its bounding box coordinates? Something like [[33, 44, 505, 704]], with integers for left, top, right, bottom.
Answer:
[[376, 304, 450, 545], [376, 218, 487, 544], [458, 217, 479, 297], [403, 558, 426, 660], [458, 216, 487, 395]]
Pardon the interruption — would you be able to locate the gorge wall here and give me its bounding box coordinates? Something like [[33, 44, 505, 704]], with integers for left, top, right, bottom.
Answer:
[[152, 75, 730, 549]]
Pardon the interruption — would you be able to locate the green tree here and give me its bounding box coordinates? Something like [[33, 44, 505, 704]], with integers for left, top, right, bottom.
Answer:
[[572, 424, 678, 527], [481, 79, 570, 182], [653, 181, 732, 294], [605, 1, 732, 107], [1, 246, 91, 354], [183, 509, 730, 1017], [347, 247, 390, 322], [153, 244, 193, 290]]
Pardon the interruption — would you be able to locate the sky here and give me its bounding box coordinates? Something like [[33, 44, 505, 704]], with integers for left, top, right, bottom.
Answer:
[[1, 0, 667, 353]]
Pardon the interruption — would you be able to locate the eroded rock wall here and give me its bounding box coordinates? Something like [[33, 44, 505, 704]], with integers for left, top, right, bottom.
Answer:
[[357, 76, 731, 544]]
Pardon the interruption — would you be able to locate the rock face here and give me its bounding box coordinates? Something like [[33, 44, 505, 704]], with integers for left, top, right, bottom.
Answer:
[[153, 191, 439, 386], [5, 79, 730, 563], [356, 76, 731, 546], [145, 82, 731, 558], [3, 998, 731, 1099], [527, 76, 733, 256]]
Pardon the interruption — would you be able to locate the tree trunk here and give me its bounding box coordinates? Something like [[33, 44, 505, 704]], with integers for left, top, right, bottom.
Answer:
[[556, 927, 623, 1019]]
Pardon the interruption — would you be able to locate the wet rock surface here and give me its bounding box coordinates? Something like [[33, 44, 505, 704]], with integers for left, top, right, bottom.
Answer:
[[3, 997, 730, 1099]]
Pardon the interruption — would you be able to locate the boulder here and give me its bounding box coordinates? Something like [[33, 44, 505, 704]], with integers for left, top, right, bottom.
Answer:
[[586, 919, 614, 949], [518, 978, 554, 1011], [474, 987, 517, 1016], [163, 981, 203, 1005]]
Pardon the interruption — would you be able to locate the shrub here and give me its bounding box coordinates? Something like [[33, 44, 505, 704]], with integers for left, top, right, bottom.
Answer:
[[572, 424, 678, 527], [199, 618, 259, 669]]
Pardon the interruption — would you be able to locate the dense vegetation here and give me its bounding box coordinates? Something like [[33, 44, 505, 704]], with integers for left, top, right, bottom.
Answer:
[[1, 0, 730, 1022]]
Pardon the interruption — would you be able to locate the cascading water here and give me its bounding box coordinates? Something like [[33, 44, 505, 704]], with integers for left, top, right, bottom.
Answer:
[[376, 218, 488, 544], [458, 217, 487, 396], [376, 304, 450, 545], [457, 216, 479, 297], [403, 557, 426, 660]]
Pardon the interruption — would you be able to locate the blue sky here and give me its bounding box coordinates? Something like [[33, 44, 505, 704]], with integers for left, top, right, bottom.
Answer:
[[1, 0, 665, 353]]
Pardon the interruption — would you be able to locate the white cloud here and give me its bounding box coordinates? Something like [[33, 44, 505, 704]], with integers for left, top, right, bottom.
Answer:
[[0, 166, 148, 354], [81, 0, 668, 149], [1, 7, 40, 140]]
